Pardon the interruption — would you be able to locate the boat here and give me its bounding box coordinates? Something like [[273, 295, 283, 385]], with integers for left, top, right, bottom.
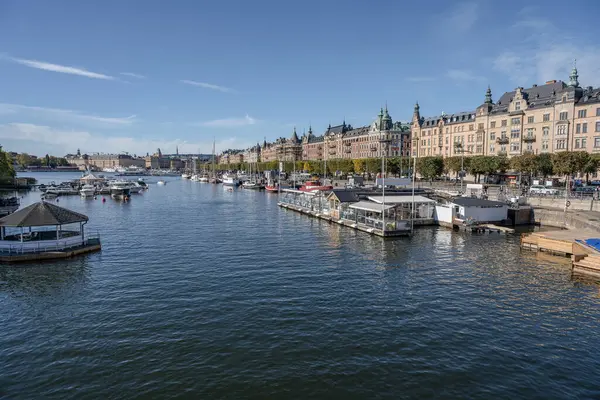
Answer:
[[45, 185, 79, 196], [198, 174, 209, 183], [109, 181, 132, 199], [181, 173, 191, 179], [157, 180, 166, 186], [80, 184, 96, 197], [265, 184, 279, 192], [128, 181, 145, 194], [299, 180, 333, 193], [102, 167, 116, 173], [222, 174, 240, 186], [242, 181, 263, 190]]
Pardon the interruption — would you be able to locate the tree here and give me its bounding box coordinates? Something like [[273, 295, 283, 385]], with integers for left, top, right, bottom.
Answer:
[[416, 156, 444, 181], [553, 151, 578, 177], [444, 156, 464, 178], [510, 154, 537, 176], [45, 154, 50, 167], [536, 153, 554, 178], [16, 153, 32, 168], [583, 157, 598, 183], [365, 158, 380, 175], [352, 159, 365, 175], [0, 147, 15, 178], [338, 159, 354, 175], [303, 162, 312, 173]]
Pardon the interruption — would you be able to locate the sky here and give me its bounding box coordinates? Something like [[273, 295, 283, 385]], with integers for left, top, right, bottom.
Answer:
[[1, 0, 599, 156]]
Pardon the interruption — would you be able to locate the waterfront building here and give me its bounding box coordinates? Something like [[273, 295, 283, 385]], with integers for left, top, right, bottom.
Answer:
[[412, 62, 600, 158], [218, 150, 244, 165], [67, 153, 145, 171], [435, 197, 508, 227], [300, 108, 411, 161], [261, 129, 303, 163], [243, 143, 261, 163]]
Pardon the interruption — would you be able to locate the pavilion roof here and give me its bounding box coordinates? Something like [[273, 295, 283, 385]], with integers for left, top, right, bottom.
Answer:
[[0, 201, 89, 227]]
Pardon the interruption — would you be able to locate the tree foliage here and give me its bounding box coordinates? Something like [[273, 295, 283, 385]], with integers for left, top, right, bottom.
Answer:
[[416, 156, 444, 180]]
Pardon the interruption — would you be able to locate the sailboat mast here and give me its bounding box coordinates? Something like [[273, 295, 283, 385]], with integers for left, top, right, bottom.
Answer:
[[212, 138, 216, 179]]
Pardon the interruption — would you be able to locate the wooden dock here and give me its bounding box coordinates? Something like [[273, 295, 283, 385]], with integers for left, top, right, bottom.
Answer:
[[521, 230, 600, 279], [454, 223, 515, 234]]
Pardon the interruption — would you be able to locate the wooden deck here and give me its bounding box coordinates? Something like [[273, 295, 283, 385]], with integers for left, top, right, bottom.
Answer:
[[0, 239, 102, 263], [521, 230, 600, 279], [455, 223, 515, 234]]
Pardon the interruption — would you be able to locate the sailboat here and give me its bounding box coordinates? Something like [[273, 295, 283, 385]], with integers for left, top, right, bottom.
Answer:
[[242, 161, 263, 190], [209, 138, 221, 184]]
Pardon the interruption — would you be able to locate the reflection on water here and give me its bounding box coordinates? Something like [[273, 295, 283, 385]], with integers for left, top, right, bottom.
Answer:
[[2, 172, 600, 399]]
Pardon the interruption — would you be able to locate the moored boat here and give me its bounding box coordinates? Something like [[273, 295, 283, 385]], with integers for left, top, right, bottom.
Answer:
[[181, 173, 191, 179], [157, 180, 166, 186], [299, 180, 333, 193], [80, 184, 96, 197], [222, 174, 240, 186], [110, 181, 131, 199]]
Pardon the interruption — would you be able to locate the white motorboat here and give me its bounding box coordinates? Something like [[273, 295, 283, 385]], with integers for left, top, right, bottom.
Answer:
[[80, 184, 96, 197], [110, 181, 131, 199], [45, 185, 79, 196], [198, 174, 209, 182], [222, 174, 240, 186], [157, 180, 166, 186], [181, 173, 191, 179], [190, 174, 200, 181], [242, 181, 263, 190], [102, 167, 116, 173]]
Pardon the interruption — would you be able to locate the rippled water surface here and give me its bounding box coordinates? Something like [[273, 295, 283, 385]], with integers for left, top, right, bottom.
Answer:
[[2, 173, 600, 399]]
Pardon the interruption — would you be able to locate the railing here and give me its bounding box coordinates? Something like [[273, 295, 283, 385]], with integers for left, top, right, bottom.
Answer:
[[496, 136, 509, 144], [344, 142, 351, 146], [0, 232, 101, 255], [523, 135, 536, 142]]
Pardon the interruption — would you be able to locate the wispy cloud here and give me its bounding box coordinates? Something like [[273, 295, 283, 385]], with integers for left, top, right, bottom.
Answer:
[[0, 123, 255, 156], [492, 10, 600, 86], [441, 2, 479, 34], [446, 69, 485, 82], [120, 72, 146, 79], [0, 103, 136, 125], [180, 79, 235, 93], [7, 56, 115, 80], [406, 76, 435, 83], [196, 114, 257, 127]]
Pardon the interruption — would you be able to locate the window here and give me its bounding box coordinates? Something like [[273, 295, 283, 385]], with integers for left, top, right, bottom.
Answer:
[[582, 138, 587, 148], [511, 117, 521, 125], [578, 109, 587, 118], [597, 108, 600, 117], [583, 123, 588, 133], [489, 145, 495, 152], [526, 143, 533, 151], [557, 125, 567, 135], [542, 140, 549, 151], [515, 101, 521, 110], [478, 123, 484, 130], [469, 124, 474, 131], [556, 139, 566, 149], [543, 113, 550, 122], [446, 128, 449, 133], [511, 129, 520, 139], [596, 122, 600, 132], [477, 133, 483, 142], [527, 128, 534, 136], [575, 138, 581, 149], [501, 120, 507, 127], [576, 123, 581, 134], [559, 111, 568, 120], [543, 127, 549, 136], [527, 116, 534, 124], [510, 143, 520, 152], [476, 145, 483, 153], [490, 121, 496, 128]]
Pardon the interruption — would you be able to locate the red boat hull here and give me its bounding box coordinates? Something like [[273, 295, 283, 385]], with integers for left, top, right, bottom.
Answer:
[[299, 185, 333, 192]]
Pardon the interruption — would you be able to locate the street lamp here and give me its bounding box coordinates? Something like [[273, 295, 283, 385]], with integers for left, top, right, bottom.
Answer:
[[455, 142, 472, 193], [379, 129, 391, 234]]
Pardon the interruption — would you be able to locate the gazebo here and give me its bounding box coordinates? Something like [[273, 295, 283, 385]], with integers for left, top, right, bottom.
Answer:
[[0, 201, 90, 253], [79, 172, 106, 184]]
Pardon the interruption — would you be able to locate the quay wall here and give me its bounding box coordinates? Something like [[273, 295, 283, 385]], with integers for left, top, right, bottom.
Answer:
[[527, 197, 600, 212], [532, 208, 600, 231]]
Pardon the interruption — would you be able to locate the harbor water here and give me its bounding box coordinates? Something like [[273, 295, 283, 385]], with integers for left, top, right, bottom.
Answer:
[[2, 172, 600, 399]]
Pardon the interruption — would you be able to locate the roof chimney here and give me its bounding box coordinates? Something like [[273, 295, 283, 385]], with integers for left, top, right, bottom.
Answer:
[[545, 80, 557, 84]]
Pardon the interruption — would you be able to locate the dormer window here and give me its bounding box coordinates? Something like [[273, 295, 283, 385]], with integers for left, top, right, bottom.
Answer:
[[515, 101, 521, 111]]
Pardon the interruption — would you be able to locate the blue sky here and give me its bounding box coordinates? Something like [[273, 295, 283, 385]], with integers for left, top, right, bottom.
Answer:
[[1, 0, 599, 156]]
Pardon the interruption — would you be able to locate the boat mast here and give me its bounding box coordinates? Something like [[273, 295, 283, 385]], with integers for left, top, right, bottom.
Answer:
[[212, 138, 216, 179], [411, 152, 417, 234]]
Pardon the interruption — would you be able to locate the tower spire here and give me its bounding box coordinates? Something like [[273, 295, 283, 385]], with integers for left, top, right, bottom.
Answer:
[[485, 85, 493, 104], [569, 59, 579, 87]]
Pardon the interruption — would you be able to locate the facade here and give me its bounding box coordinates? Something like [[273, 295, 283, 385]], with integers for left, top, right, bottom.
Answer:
[[67, 153, 145, 170], [243, 143, 262, 163], [218, 150, 244, 165], [300, 108, 411, 161], [261, 129, 303, 162], [413, 63, 600, 158]]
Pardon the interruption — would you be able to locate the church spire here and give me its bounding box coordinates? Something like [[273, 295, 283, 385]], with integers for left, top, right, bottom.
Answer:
[[485, 85, 493, 104], [569, 59, 579, 87]]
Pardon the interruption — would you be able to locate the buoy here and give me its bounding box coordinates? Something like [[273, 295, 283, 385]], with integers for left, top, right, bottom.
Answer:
[[102, 197, 106, 203], [56, 198, 59, 202]]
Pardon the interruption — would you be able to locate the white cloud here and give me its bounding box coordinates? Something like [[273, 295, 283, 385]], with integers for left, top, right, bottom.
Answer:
[[196, 114, 257, 128], [442, 2, 479, 34], [120, 72, 146, 79], [180, 79, 235, 93], [492, 13, 600, 87], [406, 76, 435, 82], [446, 69, 485, 82], [8, 56, 115, 80], [0, 103, 136, 125], [0, 123, 254, 156]]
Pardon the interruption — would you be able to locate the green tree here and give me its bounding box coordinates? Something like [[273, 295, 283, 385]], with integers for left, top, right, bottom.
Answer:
[[0, 147, 15, 178], [45, 154, 50, 167], [352, 159, 365, 175], [443, 156, 464, 178], [303, 161, 312, 173], [553, 151, 578, 177], [338, 159, 354, 175], [16, 153, 32, 168], [536, 153, 554, 178], [365, 158, 380, 175], [416, 156, 444, 181]]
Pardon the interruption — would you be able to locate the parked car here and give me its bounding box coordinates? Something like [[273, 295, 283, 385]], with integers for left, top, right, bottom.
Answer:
[[529, 185, 559, 195]]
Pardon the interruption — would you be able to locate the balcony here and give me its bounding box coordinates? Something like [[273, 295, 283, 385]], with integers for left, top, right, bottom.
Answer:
[[370, 146, 378, 152], [328, 143, 337, 149], [328, 150, 336, 156], [497, 151, 507, 156], [523, 135, 536, 143], [523, 150, 534, 155], [496, 136, 509, 144], [344, 141, 351, 146], [344, 148, 351, 153]]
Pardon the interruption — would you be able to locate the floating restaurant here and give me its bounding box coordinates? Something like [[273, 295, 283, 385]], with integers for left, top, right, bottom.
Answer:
[[0, 201, 101, 263], [278, 188, 436, 237]]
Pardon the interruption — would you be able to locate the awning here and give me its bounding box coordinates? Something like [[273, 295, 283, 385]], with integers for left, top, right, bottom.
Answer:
[[349, 201, 395, 213], [367, 195, 435, 204]]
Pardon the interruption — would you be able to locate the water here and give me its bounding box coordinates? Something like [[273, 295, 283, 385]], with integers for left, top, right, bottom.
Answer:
[[2, 172, 600, 399]]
